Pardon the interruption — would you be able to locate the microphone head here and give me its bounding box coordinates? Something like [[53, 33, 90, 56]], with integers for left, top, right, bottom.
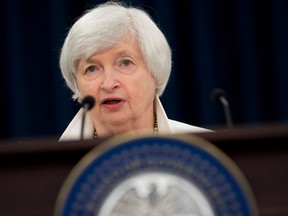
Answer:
[[81, 95, 95, 111], [211, 88, 226, 103]]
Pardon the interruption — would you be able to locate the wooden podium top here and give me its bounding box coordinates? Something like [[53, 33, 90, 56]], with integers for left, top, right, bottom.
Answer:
[[1, 122, 287, 154]]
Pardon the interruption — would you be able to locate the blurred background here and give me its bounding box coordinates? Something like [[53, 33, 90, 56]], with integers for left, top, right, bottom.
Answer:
[[1, 0, 288, 140]]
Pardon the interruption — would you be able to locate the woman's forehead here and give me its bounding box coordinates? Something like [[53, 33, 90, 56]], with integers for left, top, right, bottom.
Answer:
[[84, 35, 142, 61]]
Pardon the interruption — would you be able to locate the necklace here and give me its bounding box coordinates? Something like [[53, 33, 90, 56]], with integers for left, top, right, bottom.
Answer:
[[153, 97, 158, 134], [94, 98, 158, 139]]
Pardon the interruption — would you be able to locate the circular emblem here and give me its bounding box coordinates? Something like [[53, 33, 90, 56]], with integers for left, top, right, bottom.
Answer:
[[54, 134, 258, 216]]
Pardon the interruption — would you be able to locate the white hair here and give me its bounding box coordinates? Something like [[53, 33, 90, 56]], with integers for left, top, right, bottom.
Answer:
[[60, 2, 172, 100]]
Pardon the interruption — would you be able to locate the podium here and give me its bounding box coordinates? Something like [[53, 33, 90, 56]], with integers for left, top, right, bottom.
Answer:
[[0, 123, 287, 216]]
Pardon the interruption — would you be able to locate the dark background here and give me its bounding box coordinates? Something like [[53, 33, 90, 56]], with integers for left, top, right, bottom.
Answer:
[[1, 0, 288, 141]]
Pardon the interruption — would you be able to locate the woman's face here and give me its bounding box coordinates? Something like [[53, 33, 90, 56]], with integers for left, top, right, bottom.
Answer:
[[76, 35, 157, 135]]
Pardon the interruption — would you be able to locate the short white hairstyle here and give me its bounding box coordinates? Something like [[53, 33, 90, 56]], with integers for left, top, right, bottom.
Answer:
[[60, 2, 172, 100]]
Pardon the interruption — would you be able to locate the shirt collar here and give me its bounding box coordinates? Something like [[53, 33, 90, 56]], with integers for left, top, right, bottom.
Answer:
[[59, 96, 171, 141]]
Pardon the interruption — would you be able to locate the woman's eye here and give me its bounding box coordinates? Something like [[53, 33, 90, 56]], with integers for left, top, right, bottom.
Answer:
[[83, 65, 100, 80], [86, 65, 96, 73], [121, 59, 132, 67]]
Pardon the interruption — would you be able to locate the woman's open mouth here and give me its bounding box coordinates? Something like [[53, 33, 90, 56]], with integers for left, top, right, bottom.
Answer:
[[101, 98, 124, 110], [103, 100, 121, 104]]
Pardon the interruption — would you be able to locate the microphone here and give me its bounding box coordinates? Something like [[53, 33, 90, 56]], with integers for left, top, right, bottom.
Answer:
[[211, 88, 233, 127], [80, 95, 95, 140]]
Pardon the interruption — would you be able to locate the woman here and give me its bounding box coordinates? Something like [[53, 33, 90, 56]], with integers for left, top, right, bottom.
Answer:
[[59, 2, 210, 141]]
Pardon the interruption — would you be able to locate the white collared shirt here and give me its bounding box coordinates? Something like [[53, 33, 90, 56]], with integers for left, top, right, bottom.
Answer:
[[59, 97, 210, 141]]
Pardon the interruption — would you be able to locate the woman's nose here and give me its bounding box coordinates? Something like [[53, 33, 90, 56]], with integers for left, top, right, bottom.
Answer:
[[100, 69, 119, 92]]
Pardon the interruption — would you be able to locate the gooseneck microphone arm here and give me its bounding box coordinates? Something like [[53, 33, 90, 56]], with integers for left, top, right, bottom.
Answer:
[[211, 88, 233, 128], [80, 96, 95, 140]]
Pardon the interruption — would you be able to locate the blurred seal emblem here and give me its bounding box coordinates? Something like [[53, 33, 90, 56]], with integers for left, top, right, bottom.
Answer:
[[54, 134, 258, 216], [98, 173, 214, 215]]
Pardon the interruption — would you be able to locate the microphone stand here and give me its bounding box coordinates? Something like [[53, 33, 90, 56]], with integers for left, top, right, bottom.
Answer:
[[80, 104, 89, 140], [218, 96, 233, 128], [211, 88, 233, 128], [80, 95, 95, 140]]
